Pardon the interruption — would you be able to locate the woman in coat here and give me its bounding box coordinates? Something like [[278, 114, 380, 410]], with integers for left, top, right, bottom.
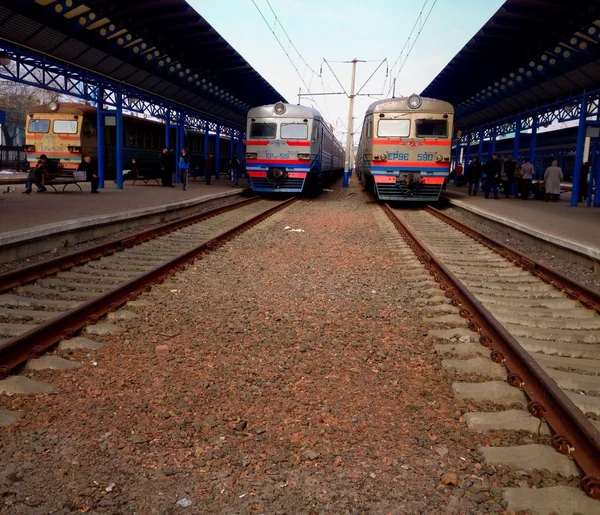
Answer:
[[543, 160, 563, 202]]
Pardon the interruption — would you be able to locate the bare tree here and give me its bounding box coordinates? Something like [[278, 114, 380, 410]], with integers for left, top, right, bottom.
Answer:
[[0, 79, 46, 146]]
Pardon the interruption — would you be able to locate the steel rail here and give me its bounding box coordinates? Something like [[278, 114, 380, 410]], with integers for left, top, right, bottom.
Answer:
[[0, 197, 261, 294], [0, 198, 296, 378], [426, 206, 600, 313], [382, 203, 600, 499]]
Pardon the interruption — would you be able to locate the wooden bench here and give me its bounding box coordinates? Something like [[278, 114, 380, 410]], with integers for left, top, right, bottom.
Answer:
[[43, 170, 88, 192]]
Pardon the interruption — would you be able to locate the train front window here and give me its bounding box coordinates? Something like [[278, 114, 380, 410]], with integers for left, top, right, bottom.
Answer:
[[28, 119, 50, 133], [377, 119, 410, 137], [281, 123, 308, 140], [416, 119, 447, 138], [250, 122, 276, 139], [53, 120, 78, 134]]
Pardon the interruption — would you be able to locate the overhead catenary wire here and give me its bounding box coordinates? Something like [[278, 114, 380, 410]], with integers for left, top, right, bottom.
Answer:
[[386, 0, 438, 98], [251, 0, 324, 113]]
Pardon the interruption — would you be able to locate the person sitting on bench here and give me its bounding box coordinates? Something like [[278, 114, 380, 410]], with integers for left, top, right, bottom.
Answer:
[[77, 155, 99, 193], [23, 154, 49, 194]]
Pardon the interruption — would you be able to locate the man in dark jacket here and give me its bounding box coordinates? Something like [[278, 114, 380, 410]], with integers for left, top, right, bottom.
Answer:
[[465, 157, 482, 196], [159, 147, 174, 187], [503, 157, 516, 198], [77, 155, 99, 193], [204, 153, 215, 185], [579, 162, 590, 203], [23, 154, 49, 194], [484, 153, 501, 199]]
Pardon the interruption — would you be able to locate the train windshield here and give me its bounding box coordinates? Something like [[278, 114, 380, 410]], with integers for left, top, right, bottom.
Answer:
[[53, 120, 78, 134], [281, 123, 308, 139], [28, 119, 50, 133], [377, 119, 410, 137], [416, 119, 447, 138], [249, 122, 277, 139]]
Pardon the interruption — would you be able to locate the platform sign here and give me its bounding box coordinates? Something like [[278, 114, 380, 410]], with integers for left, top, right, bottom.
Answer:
[[585, 126, 599, 138], [0, 110, 5, 124], [105, 115, 116, 126]]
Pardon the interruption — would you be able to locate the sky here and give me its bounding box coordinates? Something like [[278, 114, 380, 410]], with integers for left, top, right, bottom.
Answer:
[[193, 0, 505, 144]]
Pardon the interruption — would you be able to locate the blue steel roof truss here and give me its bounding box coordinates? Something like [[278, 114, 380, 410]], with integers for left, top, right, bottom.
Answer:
[[0, 0, 285, 128], [422, 1, 600, 132], [0, 47, 242, 136]]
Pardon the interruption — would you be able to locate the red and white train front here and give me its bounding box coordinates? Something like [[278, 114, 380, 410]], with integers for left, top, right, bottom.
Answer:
[[245, 102, 318, 193]]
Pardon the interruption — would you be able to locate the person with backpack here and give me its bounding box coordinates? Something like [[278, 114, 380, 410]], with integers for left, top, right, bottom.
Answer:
[[178, 148, 190, 191], [229, 155, 241, 187]]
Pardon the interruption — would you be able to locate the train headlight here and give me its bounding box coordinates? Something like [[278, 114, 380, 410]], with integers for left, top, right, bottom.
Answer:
[[298, 153, 310, 160], [408, 94, 421, 109], [274, 102, 286, 115], [24, 144, 36, 152], [48, 101, 59, 112], [380, 153, 387, 161], [436, 154, 443, 162], [246, 152, 257, 159]]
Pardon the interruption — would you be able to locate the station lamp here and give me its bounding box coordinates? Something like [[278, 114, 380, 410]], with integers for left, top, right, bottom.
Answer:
[[0, 51, 11, 66]]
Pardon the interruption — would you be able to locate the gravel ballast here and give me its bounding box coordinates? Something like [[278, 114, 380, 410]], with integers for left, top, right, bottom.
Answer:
[[0, 183, 560, 513]]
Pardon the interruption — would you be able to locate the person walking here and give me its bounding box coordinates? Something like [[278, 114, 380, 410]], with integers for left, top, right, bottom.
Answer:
[[77, 155, 99, 193], [465, 157, 482, 196], [484, 153, 501, 199], [579, 162, 590, 203], [159, 147, 174, 187], [178, 148, 190, 191], [453, 162, 463, 186], [520, 158, 534, 199], [228, 155, 241, 187], [204, 153, 215, 185], [544, 160, 563, 202]]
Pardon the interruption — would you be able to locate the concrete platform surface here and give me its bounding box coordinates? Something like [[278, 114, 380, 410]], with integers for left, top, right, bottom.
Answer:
[[443, 186, 600, 260], [0, 178, 248, 242]]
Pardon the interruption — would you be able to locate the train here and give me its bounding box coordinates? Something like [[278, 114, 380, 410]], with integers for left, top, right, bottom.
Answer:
[[355, 94, 454, 201], [24, 102, 235, 176], [245, 102, 344, 193]]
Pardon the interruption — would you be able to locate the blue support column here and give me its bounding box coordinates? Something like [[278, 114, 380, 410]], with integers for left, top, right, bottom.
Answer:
[[165, 110, 171, 149], [478, 129, 484, 163], [464, 134, 471, 170], [215, 124, 221, 180], [593, 142, 600, 207], [513, 119, 521, 159], [571, 93, 588, 207], [96, 88, 105, 189], [529, 118, 538, 178], [489, 128, 497, 157], [115, 86, 124, 189], [229, 130, 234, 162], [588, 139, 598, 207]]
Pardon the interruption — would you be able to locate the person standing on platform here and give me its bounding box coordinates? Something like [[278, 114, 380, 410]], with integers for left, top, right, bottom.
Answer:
[[453, 162, 463, 186], [503, 157, 516, 198], [484, 153, 501, 199], [77, 155, 99, 193], [466, 157, 481, 196], [544, 160, 563, 202], [159, 147, 174, 187], [228, 155, 241, 187], [520, 158, 534, 199], [178, 148, 190, 191], [204, 153, 215, 185], [579, 162, 590, 203]]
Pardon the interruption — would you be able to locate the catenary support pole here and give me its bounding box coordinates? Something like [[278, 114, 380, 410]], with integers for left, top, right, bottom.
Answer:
[[529, 116, 538, 178], [464, 133, 471, 170], [96, 88, 105, 189], [477, 128, 484, 163], [343, 58, 358, 188], [115, 86, 124, 189], [513, 119, 520, 159], [571, 93, 587, 207]]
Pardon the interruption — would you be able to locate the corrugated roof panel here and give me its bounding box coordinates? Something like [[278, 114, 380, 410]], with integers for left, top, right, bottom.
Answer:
[[52, 39, 90, 62], [72, 47, 109, 69]]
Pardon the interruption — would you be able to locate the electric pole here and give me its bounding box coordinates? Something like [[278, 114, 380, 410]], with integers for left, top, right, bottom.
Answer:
[[343, 58, 365, 187]]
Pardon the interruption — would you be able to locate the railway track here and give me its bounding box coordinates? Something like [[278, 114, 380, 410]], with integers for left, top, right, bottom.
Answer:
[[380, 204, 600, 503], [0, 197, 294, 377]]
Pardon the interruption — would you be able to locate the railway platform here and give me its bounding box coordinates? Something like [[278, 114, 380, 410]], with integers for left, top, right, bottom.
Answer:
[[0, 178, 249, 264], [443, 185, 600, 272]]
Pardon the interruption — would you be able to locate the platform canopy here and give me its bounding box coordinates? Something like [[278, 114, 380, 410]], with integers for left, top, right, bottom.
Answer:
[[421, 0, 600, 131], [0, 0, 285, 127]]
